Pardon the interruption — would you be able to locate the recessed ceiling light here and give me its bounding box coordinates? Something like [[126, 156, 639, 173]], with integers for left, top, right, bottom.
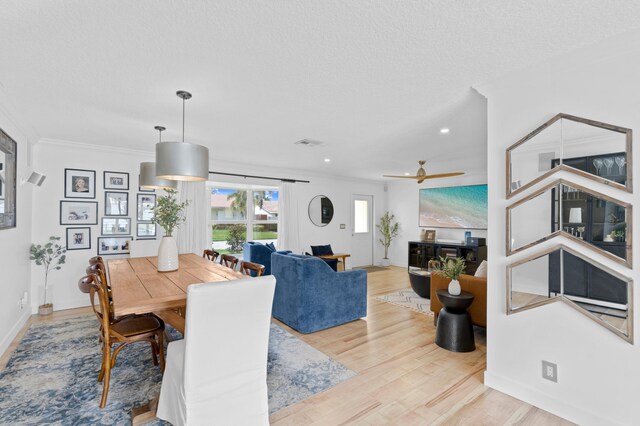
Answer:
[[440, 128, 450, 134], [324, 158, 331, 163], [404, 172, 411, 176]]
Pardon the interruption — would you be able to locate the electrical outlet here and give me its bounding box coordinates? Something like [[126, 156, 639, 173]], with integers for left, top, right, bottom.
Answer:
[[542, 360, 557, 383], [19, 292, 28, 310]]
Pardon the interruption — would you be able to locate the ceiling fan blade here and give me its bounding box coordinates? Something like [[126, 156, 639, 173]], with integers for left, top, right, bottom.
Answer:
[[421, 172, 465, 180], [383, 175, 420, 179]]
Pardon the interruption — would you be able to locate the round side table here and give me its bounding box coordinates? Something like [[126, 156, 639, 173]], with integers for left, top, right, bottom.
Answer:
[[435, 289, 475, 352]]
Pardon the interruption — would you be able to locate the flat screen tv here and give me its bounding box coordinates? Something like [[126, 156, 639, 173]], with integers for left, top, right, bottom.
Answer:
[[419, 184, 488, 229]]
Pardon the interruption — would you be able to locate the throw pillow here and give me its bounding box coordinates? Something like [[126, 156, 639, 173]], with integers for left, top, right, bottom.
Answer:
[[266, 242, 276, 251], [474, 260, 488, 278], [310, 244, 333, 256]]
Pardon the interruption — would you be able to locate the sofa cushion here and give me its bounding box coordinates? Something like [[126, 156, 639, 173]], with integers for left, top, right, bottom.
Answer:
[[310, 245, 333, 256], [266, 242, 276, 251], [474, 260, 487, 278]]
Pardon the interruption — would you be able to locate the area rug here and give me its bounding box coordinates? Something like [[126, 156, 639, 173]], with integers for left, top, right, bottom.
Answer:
[[0, 315, 356, 425], [353, 265, 390, 273], [375, 289, 434, 316]]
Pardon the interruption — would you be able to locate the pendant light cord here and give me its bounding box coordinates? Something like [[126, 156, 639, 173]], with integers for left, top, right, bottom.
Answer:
[[182, 96, 185, 143]]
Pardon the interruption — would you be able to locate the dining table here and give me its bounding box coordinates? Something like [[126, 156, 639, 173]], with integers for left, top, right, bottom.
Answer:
[[107, 252, 244, 424]]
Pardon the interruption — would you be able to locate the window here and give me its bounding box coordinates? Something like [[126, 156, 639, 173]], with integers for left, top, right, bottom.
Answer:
[[354, 199, 369, 233], [210, 185, 279, 254]]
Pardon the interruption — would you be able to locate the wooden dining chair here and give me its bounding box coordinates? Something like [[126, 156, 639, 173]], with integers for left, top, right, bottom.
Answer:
[[220, 254, 239, 270], [240, 261, 266, 277], [89, 256, 105, 267], [203, 249, 220, 262], [78, 274, 165, 409]]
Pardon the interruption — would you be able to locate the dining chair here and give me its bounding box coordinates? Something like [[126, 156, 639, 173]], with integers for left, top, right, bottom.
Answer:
[[220, 254, 239, 270], [202, 249, 220, 262], [78, 274, 165, 409], [157, 276, 276, 426], [240, 261, 266, 277]]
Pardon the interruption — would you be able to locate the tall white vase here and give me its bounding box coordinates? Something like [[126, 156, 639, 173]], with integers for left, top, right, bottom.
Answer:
[[448, 279, 461, 296], [158, 236, 179, 272]]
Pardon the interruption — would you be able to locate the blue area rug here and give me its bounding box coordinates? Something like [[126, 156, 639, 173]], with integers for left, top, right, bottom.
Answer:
[[0, 315, 356, 425]]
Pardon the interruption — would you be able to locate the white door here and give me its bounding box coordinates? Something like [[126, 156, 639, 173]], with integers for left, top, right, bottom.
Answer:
[[351, 194, 374, 267]]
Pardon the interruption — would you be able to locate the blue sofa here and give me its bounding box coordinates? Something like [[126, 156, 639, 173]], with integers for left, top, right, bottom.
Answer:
[[243, 242, 291, 276], [271, 252, 367, 333]]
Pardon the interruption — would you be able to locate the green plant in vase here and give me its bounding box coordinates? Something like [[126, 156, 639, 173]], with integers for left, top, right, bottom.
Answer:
[[434, 256, 466, 295], [30, 236, 66, 315], [376, 211, 399, 267], [152, 189, 190, 272], [611, 230, 625, 242]]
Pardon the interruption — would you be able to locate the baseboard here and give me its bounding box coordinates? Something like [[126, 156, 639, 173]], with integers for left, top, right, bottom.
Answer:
[[0, 308, 31, 361], [484, 371, 618, 426]]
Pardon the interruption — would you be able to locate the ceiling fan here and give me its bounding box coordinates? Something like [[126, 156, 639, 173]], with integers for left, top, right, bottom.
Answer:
[[383, 160, 464, 184]]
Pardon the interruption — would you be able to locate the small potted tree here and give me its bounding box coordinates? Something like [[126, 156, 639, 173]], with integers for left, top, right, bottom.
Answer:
[[30, 236, 66, 315], [152, 189, 190, 272], [377, 211, 399, 267], [434, 256, 466, 295]]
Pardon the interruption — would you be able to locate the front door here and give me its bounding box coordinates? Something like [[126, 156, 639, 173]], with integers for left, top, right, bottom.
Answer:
[[351, 194, 374, 267]]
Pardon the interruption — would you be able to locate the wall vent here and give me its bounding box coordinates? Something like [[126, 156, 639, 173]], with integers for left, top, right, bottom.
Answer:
[[294, 139, 323, 147]]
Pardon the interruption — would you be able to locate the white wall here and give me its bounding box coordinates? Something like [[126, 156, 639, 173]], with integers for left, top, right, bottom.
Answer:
[[0, 106, 35, 356], [31, 140, 162, 313], [30, 140, 387, 314], [479, 30, 640, 425]]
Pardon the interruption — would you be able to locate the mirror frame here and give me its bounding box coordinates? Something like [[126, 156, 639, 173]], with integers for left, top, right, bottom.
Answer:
[[0, 128, 17, 230], [308, 195, 334, 227], [506, 113, 633, 199], [506, 178, 633, 268], [506, 243, 634, 343]]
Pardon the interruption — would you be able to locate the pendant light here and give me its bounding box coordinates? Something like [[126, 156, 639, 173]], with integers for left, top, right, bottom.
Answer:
[[155, 91, 209, 181], [139, 126, 178, 190]]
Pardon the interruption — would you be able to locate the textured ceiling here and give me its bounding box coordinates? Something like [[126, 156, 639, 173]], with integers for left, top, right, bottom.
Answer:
[[1, 1, 639, 181]]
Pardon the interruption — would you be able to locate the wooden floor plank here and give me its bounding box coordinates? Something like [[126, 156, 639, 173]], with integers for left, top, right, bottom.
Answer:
[[0, 266, 573, 425]]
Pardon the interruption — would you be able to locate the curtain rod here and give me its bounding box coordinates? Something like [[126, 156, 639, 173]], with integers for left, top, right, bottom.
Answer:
[[208, 171, 310, 184]]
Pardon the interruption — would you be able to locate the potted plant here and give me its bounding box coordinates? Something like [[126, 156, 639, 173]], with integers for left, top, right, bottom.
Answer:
[[152, 189, 190, 272], [376, 211, 399, 267], [30, 236, 66, 315], [434, 256, 466, 295]]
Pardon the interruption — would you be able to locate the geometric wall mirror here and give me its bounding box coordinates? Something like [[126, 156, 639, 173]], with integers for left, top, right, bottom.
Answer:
[[507, 113, 632, 199], [507, 244, 633, 343], [507, 179, 632, 268], [0, 128, 17, 230]]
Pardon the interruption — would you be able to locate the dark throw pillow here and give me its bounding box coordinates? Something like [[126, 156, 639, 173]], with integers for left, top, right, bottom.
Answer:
[[266, 242, 276, 252], [310, 244, 333, 256]]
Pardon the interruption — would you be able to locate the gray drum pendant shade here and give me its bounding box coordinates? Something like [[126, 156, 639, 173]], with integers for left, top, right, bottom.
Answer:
[[155, 90, 209, 182], [139, 161, 178, 190], [155, 142, 209, 181], [139, 126, 178, 190]]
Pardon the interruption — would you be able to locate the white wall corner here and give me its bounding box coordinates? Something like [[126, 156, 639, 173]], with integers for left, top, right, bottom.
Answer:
[[0, 309, 31, 361]]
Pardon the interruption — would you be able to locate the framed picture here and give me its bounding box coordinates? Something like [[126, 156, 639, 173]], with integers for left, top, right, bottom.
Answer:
[[64, 168, 96, 199], [60, 200, 98, 225], [104, 171, 129, 190], [138, 175, 155, 193], [97, 236, 132, 256], [424, 229, 436, 243], [105, 191, 128, 216], [66, 227, 91, 250], [137, 193, 156, 221], [137, 223, 157, 239], [101, 217, 131, 235]]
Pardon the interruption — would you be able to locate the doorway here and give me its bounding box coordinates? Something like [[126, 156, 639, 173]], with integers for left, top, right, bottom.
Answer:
[[351, 194, 374, 267]]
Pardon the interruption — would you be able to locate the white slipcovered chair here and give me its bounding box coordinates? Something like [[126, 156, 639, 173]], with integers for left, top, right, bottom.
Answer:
[[156, 275, 276, 425]]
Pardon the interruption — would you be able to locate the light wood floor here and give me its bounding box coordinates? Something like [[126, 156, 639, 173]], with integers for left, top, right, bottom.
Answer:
[[1, 267, 572, 425]]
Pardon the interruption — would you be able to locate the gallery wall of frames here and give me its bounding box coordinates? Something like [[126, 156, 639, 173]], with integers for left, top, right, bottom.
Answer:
[[61, 168, 158, 255]]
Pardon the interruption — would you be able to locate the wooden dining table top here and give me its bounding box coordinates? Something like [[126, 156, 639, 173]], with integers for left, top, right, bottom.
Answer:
[[108, 253, 244, 317]]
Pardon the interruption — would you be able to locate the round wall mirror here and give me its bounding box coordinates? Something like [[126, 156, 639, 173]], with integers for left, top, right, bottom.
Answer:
[[308, 195, 334, 227]]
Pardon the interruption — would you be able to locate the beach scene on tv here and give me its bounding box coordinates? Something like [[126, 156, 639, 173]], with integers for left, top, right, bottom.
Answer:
[[419, 184, 488, 229]]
